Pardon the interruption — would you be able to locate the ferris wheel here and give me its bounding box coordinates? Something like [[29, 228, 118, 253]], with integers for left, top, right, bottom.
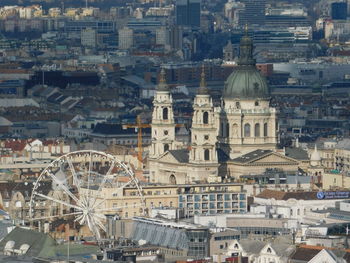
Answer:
[[29, 150, 144, 240]]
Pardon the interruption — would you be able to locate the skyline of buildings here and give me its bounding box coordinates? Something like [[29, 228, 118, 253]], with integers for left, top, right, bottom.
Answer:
[[0, 0, 350, 262]]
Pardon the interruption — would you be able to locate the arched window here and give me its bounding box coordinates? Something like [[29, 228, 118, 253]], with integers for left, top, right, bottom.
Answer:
[[164, 144, 169, 152], [163, 108, 168, 120], [264, 123, 268, 137], [203, 111, 209, 124], [204, 149, 210, 161], [244, 123, 251, 137], [255, 123, 260, 137], [267, 247, 272, 253], [221, 122, 224, 137], [169, 174, 176, 184], [226, 123, 230, 137]]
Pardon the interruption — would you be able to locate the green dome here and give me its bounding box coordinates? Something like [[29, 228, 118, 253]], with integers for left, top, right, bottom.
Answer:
[[223, 33, 270, 99], [223, 66, 269, 99]]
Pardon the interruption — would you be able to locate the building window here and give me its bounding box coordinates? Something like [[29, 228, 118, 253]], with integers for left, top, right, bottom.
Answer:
[[244, 123, 251, 137], [164, 130, 168, 135], [236, 101, 240, 108], [204, 135, 209, 140], [255, 123, 260, 137], [203, 111, 209, 124], [164, 144, 169, 152], [204, 149, 210, 161], [163, 108, 168, 120], [255, 101, 259, 106], [221, 122, 224, 136], [264, 123, 268, 137], [226, 123, 229, 137]]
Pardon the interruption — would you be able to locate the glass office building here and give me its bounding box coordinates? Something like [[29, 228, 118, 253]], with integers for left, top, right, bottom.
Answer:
[[176, 0, 201, 27]]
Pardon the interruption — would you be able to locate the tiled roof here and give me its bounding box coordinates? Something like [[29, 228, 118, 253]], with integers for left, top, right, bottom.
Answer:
[[4, 139, 29, 152], [290, 245, 350, 262], [256, 189, 320, 201], [290, 246, 320, 262]]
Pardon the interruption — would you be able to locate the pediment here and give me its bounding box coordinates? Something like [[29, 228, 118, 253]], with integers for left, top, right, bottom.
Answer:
[[157, 151, 180, 164], [251, 153, 299, 165]]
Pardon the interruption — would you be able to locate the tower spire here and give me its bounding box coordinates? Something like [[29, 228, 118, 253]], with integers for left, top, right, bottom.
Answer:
[[198, 64, 209, 95], [157, 68, 169, 91], [244, 23, 249, 35]]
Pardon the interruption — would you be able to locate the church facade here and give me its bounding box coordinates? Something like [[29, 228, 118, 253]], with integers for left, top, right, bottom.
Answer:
[[149, 35, 296, 185]]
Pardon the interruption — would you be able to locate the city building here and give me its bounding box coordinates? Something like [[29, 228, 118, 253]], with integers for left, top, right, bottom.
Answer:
[[331, 2, 348, 20], [118, 27, 134, 50], [239, 0, 266, 26], [81, 28, 97, 48], [176, 0, 201, 28], [132, 217, 210, 259]]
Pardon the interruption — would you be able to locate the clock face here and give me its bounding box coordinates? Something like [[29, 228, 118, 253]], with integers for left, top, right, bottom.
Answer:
[[317, 191, 325, 199]]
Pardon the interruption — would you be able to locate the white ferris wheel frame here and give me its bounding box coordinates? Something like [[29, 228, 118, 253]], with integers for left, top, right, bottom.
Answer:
[[29, 150, 145, 241]]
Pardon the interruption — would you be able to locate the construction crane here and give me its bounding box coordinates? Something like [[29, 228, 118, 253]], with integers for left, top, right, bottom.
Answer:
[[123, 115, 151, 170], [123, 115, 186, 170]]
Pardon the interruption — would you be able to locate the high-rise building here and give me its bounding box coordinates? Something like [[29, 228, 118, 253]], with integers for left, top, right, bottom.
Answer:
[[331, 2, 347, 20], [168, 25, 183, 50], [239, 0, 266, 26], [118, 27, 133, 50], [175, 0, 201, 28], [81, 28, 97, 48], [155, 26, 168, 46]]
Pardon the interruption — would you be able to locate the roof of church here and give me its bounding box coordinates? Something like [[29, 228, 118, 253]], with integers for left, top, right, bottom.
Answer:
[[167, 148, 229, 164], [231, 149, 272, 163], [223, 33, 269, 100], [169, 149, 189, 163], [285, 147, 309, 160]]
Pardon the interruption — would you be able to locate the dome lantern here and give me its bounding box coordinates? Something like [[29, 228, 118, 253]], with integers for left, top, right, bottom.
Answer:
[[223, 29, 270, 100]]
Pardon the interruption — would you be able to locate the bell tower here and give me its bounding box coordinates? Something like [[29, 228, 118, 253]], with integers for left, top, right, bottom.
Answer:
[[186, 65, 219, 183], [190, 65, 218, 164], [150, 68, 176, 159]]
